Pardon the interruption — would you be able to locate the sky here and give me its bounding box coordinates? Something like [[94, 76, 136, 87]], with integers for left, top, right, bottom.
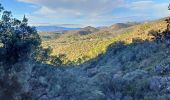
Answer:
[[0, 0, 170, 27]]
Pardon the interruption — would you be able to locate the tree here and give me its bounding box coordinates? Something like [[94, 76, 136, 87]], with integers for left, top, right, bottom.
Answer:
[[160, 5, 170, 44], [149, 4, 170, 44], [34, 46, 52, 63], [51, 54, 67, 66], [0, 4, 41, 63]]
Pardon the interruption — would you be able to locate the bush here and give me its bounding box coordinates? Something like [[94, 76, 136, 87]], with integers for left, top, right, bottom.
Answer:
[[149, 6, 170, 45], [0, 4, 41, 64], [33, 46, 52, 63], [51, 54, 67, 66]]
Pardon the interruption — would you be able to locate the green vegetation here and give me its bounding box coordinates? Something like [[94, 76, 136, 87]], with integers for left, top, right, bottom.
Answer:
[[0, 4, 41, 65], [40, 18, 167, 65], [1, 3, 170, 100]]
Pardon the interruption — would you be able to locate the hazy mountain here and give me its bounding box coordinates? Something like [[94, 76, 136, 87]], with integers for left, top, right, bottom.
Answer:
[[36, 26, 81, 32]]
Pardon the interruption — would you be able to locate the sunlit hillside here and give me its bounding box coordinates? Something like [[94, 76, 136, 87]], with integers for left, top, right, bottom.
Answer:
[[40, 18, 167, 64]]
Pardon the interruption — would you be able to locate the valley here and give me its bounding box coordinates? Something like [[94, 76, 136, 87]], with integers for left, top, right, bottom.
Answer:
[[1, 1, 170, 100], [39, 19, 167, 64]]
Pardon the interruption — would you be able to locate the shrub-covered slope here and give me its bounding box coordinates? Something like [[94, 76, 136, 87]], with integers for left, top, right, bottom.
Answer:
[[2, 38, 170, 100], [1, 3, 170, 99]]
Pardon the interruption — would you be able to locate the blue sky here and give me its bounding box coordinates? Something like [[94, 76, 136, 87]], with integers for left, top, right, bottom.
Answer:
[[1, 0, 170, 27]]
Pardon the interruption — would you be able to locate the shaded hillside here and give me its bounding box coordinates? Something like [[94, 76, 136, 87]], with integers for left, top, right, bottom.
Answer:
[[42, 18, 167, 64], [2, 37, 170, 100]]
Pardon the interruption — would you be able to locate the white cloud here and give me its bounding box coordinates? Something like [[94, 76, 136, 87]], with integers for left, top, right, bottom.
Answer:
[[126, 0, 154, 10], [125, 1, 170, 18], [17, 0, 124, 18], [17, 0, 125, 26], [17, 0, 170, 27]]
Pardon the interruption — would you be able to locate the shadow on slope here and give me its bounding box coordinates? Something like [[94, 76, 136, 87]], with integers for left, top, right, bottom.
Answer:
[[1, 37, 170, 99], [77, 38, 170, 99]]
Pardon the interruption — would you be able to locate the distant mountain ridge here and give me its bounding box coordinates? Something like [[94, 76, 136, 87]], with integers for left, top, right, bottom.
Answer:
[[36, 26, 81, 32], [109, 22, 140, 30], [63, 26, 99, 35], [78, 26, 99, 35], [36, 22, 139, 32]]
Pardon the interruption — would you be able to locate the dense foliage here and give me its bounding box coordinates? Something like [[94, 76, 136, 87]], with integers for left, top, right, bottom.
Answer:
[[149, 16, 170, 45], [0, 4, 41, 64]]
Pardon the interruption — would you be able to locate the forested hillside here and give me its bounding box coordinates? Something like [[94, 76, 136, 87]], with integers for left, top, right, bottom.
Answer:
[[1, 3, 170, 100], [40, 18, 167, 64]]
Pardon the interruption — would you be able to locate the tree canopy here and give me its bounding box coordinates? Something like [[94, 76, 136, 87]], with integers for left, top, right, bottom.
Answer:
[[0, 4, 41, 63]]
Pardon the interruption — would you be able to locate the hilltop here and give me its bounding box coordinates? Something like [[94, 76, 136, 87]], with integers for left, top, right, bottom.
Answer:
[[63, 26, 99, 35], [109, 22, 139, 31]]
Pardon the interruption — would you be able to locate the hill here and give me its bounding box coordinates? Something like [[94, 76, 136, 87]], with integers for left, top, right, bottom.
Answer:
[[109, 22, 139, 30], [2, 20, 170, 99], [2, 2, 170, 100], [78, 26, 99, 35], [63, 26, 99, 35], [41, 18, 167, 64]]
